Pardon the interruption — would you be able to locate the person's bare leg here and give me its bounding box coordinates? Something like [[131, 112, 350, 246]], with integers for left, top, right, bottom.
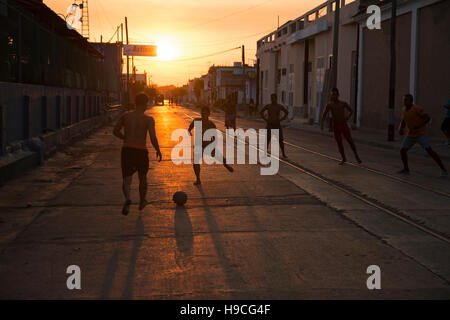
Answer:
[[219, 152, 233, 172], [279, 129, 287, 158], [193, 164, 201, 185], [337, 140, 346, 165], [138, 172, 148, 210], [122, 175, 132, 215], [400, 148, 410, 173], [425, 147, 446, 171], [347, 138, 361, 163]]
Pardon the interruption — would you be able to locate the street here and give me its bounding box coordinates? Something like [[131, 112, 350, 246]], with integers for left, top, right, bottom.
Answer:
[[0, 104, 449, 299]]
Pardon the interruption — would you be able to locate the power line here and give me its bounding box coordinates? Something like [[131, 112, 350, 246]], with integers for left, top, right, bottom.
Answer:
[[127, 27, 273, 49], [182, 0, 274, 30], [133, 46, 241, 63], [107, 27, 118, 43]]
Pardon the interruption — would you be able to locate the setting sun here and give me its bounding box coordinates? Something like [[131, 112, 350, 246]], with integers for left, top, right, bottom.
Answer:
[[157, 41, 177, 61]]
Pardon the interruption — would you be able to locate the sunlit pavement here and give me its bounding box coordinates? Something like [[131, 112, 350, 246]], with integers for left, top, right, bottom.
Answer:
[[0, 105, 449, 299]]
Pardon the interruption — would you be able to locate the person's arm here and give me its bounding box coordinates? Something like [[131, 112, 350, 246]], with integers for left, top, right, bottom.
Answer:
[[414, 111, 430, 130], [398, 110, 406, 135], [280, 105, 289, 121], [320, 105, 330, 130], [148, 117, 162, 161], [344, 103, 353, 121], [188, 120, 195, 136], [113, 114, 125, 140], [260, 105, 268, 122]]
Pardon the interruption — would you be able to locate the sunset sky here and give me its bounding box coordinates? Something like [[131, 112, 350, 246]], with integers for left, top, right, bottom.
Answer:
[[44, 0, 325, 86]]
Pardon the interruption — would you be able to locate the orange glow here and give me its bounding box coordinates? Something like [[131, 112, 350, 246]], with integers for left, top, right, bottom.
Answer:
[[44, 0, 326, 86]]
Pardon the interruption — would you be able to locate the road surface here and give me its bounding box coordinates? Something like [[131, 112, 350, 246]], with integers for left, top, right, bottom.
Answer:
[[0, 105, 449, 299]]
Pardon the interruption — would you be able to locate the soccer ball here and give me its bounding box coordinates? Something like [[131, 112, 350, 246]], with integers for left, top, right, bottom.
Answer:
[[172, 191, 188, 206]]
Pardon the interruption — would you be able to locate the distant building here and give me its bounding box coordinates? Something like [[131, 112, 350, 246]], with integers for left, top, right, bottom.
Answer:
[[207, 63, 257, 106], [91, 42, 123, 103]]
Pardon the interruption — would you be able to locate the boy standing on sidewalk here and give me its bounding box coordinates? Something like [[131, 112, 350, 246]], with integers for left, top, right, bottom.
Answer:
[[321, 88, 361, 165]]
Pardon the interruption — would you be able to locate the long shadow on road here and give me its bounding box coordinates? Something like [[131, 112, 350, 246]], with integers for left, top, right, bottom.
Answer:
[[175, 205, 194, 263], [197, 185, 248, 298]]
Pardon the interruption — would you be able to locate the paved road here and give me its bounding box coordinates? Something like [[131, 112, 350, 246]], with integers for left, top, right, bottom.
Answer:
[[0, 105, 449, 299]]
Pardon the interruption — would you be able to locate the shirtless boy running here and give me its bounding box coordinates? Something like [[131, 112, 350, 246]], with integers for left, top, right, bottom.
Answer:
[[113, 93, 162, 215]]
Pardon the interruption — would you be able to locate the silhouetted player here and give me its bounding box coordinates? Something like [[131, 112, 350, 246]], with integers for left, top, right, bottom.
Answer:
[[321, 88, 361, 165], [260, 93, 288, 158], [188, 107, 233, 185], [114, 93, 162, 215], [398, 94, 447, 177], [225, 95, 237, 130], [441, 99, 450, 145]]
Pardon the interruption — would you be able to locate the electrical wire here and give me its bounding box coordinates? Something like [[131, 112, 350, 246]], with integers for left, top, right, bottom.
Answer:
[[133, 46, 242, 63], [182, 0, 274, 30]]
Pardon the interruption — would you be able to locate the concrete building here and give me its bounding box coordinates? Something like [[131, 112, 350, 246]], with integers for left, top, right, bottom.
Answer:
[[353, 0, 450, 137], [257, 0, 360, 122], [257, 0, 450, 138], [91, 42, 123, 103], [0, 0, 116, 179], [208, 63, 257, 106]]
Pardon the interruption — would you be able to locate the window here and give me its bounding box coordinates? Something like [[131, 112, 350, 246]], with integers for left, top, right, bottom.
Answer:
[[23, 95, 30, 140], [289, 92, 294, 106], [41, 96, 47, 132], [75, 96, 80, 122], [289, 64, 294, 73], [281, 91, 285, 103], [65, 96, 72, 126], [0, 105, 4, 155], [264, 70, 268, 88], [282, 68, 287, 76], [56, 95, 61, 129], [290, 23, 296, 34]]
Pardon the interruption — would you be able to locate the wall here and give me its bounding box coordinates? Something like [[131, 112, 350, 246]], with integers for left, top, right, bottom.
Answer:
[[0, 81, 104, 149], [361, 13, 411, 132], [416, 0, 450, 137]]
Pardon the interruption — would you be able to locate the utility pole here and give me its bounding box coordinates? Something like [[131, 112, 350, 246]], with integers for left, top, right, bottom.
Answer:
[[242, 45, 247, 115], [125, 17, 130, 107], [387, 0, 397, 141], [330, 0, 340, 88]]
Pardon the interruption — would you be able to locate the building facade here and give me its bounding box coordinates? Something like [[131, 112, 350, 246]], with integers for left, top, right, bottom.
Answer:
[[256, 0, 450, 138], [0, 0, 114, 157]]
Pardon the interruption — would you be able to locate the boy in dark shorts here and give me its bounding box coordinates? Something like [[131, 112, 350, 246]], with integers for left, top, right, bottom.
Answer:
[[321, 87, 361, 165], [224, 95, 237, 130], [260, 93, 289, 158], [114, 93, 162, 215], [188, 106, 233, 185]]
